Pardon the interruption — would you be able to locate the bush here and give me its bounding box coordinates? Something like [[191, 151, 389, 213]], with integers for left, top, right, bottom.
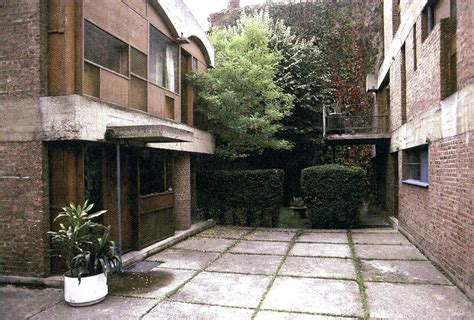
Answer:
[[301, 164, 365, 228], [197, 169, 284, 227]]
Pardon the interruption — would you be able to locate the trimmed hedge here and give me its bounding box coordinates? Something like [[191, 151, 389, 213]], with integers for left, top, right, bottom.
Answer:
[[197, 169, 284, 227], [301, 164, 365, 228]]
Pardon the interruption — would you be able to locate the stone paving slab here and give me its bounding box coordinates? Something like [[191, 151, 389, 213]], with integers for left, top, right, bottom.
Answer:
[[208, 253, 281, 275], [261, 277, 363, 317], [361, 260, 452, 284], [31, 296, 156, 320], [366, 282, 474, 319], [355, 244, 427, 260], [197, 226, 251, 239], [352, 233, 411, 245], [244, 230, 295, 242], [146, 248, 219, 270], [279, 256, 356, 279], [144, 301, 254, 320], [109, 268, 195, 299], [0, 286, 62, 320], [229, 240, 289, 255], [255, 311, 353, 319], [172, 272, 270, 308], [172, 237, 236, 252], [289, 243, 352, 258], [351, 228, 398, 233], [297, 232, 348, 243]]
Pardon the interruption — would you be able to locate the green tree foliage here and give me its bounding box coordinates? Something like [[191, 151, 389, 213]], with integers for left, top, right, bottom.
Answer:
[[192, 14, 293, 159], [269, 19, 332, 147]]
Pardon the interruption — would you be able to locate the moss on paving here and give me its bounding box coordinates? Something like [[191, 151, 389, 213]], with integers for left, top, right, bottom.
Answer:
[[347, 231, 370, 319]]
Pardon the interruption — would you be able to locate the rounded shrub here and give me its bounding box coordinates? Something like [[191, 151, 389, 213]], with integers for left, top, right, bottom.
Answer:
[[197, 169, 284, 227], [301, 164, 365, 228]]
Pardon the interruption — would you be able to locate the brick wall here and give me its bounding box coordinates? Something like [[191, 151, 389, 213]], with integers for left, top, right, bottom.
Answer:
[[405, 20, 449, 121], [0, 142, 50, 276], [0, 0, 50, 277], [398, 131, 473, 298], [173, 153, 191, 230], [0, 0, 47, 99]]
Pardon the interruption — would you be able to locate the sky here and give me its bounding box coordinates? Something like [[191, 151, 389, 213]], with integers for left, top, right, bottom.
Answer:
[[183, 0, 268, 30]]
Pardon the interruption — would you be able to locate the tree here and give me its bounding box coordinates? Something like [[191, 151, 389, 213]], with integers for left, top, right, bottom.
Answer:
[[192, 14, 293, 159]]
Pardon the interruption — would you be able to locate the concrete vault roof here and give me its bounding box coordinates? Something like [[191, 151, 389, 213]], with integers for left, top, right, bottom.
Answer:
[[154, 0, 215, 67]]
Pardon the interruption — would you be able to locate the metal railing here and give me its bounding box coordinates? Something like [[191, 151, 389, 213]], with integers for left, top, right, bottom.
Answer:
[[323, 105, 388, 137]]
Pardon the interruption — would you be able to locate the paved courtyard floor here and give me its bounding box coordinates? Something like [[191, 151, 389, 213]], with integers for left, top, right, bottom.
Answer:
[[1, 226, 473, 319]]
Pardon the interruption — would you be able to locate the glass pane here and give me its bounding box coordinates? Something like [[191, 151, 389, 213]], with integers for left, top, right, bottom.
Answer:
[[84, 21, 129, 76], [131, 47, 147, 79], [166, 156, 173, 192], [149, 25, 178, 92], [420, 149, 429, 183], [139, 152, 165, 195]]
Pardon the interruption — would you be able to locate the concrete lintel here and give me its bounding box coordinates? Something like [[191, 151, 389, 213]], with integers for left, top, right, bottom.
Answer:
[[390, 84, 474, 152], [106, 125, 193, 143], [39, 95, 215, 154]]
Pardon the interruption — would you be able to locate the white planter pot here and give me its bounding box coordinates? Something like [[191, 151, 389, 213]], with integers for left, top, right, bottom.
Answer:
[[64, 273, 108, 307]]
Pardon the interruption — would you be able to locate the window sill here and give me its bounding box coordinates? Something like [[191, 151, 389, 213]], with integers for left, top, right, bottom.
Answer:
[[402, 179, 429, 188]]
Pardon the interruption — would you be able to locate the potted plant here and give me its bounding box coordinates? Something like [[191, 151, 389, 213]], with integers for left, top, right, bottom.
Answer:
[[48, 200, 122, 307], [289, 197, 307, 218]]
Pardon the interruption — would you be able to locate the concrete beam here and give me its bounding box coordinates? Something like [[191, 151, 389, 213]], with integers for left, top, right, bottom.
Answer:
[[106, 125, 193, 143], [390, 84, 474, 152], [39, 94, 215, 154]]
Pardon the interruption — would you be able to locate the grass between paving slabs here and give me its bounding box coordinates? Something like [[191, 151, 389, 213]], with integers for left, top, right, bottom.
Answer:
[[278, 207, 311, 229], [250, 230, 302, 319], [139, 228, 256, 318], [347, 231, 370, 319]]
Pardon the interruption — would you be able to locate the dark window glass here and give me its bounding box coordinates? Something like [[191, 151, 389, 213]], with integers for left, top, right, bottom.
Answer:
[[84, 21, 129, 76], [139, 152, 173, 195], [131, 47, 147, 79], [149, 25, 179, 92], [404, 146, 429, 184]]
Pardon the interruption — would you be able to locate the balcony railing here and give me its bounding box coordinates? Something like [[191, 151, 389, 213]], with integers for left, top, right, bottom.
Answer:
[[323, 105, 389, 138]]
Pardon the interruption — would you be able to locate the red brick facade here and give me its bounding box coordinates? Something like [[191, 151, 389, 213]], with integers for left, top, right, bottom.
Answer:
[[376, 0, 473, 298], [0, 142, 50, 276]]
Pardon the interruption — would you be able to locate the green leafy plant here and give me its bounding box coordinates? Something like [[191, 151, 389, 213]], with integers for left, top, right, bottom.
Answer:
[[290, 197, 305, 208], [301, 164, 365, 228], [48, 201, 122, 281], [198, 169, 284, 227]]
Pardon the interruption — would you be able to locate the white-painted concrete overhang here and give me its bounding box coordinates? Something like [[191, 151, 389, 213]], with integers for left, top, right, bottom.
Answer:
[[153, 0, 215, 67], [39, 95, 215, 154]]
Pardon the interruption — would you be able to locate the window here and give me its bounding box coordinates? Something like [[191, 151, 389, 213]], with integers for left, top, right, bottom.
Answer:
[[422, 1, 436, 42], [149, 25, 179, 93], [139, 152, 173, 195], [413, 24, 417, 71], [84, 21, 129, 76], [192, 57, 199, 72], [403, 146, 429, 187], [131, 47, 147, 79]]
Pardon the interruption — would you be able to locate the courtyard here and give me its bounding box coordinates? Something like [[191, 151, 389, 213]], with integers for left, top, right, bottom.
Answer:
[[1, 226, 472, 319]]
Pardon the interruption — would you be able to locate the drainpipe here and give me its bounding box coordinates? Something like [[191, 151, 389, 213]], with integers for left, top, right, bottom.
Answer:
[[116, 143, 122, 255]]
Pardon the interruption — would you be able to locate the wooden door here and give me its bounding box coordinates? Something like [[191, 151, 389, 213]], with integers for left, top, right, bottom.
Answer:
[[136, 151, 175, 249], [102, 146, 137, 253], [48, 143, 84, 274]]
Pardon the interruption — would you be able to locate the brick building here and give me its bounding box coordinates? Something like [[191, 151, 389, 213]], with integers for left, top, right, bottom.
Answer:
[[325, 0, 472, 298], [0, 0, 215, 277]]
